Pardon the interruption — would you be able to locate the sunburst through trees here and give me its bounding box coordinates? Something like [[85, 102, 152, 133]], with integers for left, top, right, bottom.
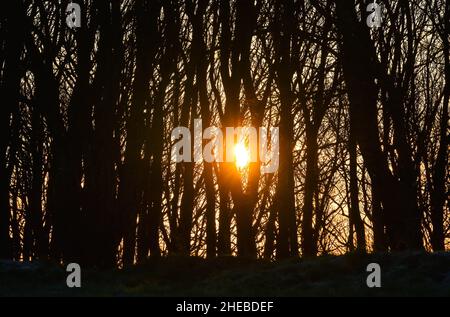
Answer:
[[0, 0, 448, 267]]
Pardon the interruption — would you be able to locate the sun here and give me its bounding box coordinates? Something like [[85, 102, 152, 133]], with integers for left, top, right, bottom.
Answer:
[[234, 142, 250, 169]]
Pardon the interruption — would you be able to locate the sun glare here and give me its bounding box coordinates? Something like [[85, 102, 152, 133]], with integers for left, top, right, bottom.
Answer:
[[234, 142, 250, 169]]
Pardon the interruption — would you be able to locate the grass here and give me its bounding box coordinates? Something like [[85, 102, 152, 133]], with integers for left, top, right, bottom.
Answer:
[[1, 251, 450, 296]]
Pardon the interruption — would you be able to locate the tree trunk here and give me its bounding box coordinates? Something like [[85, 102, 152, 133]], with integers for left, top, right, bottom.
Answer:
[[349, 123, 366, 253], [335, 0, 422, 251], [302, 127, 319, 257], [431, 1, 449, 251], [0, 1, 24, 259], [274, 0, 299, 259]]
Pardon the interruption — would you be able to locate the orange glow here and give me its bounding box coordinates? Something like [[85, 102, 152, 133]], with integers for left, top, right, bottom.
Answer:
[[234, 142, 250, 169]]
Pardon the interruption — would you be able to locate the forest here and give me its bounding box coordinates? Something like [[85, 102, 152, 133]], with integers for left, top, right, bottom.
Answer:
[[0, 0, 448, 269]]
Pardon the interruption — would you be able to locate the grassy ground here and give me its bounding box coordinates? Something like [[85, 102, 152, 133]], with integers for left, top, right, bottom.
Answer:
[[1, 252, 450, 296]]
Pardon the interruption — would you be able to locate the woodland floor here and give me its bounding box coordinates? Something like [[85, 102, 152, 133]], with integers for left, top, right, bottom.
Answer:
[[1, 251, 450, 296]]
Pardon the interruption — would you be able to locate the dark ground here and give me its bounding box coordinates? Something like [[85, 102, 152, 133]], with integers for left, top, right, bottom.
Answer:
[[1, 252, 450, 296]]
